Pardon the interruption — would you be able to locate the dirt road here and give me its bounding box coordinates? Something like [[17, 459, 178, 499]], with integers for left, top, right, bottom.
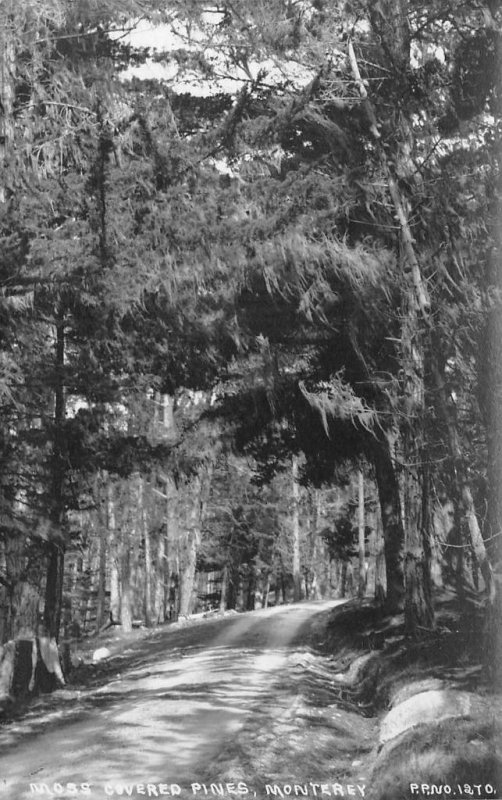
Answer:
[[0, 602, 374, 800]]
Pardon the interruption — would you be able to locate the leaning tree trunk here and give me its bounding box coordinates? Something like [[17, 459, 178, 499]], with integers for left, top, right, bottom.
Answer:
[[357, 0, 434, 634]]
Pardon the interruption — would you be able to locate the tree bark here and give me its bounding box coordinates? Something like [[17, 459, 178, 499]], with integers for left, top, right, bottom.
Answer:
[[219, 564, 228, 611], [120, 547, 133, 633], [339, 561, 347, 598], [178, 534, 196, 617], [95, 473, 108, 631], [357, 470, 366, 597], [371, 434, 405, 610], [308, 488, 323, 600], [153, 530, 167, 623], [165, 476, 179, 621], [374, 509, 387, 603], [141, 478, 153, 627], [108, 481, 120, 624], [431, 345, 492, 594], [0, 12, 15, 204], [44, 307, 66, 641], [245, 568, 256, 611], [401, 293, 434, 637], [480, 149, 502, 683], [262, 573, 270, 608], [291, 455, 302, 602], [179, 471, 208, 616], [403, 439, 434, 636], [358, 0, 434, 632]]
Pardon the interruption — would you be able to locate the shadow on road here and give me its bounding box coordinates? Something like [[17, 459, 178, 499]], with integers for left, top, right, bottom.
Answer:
[[0, 601, 374, 800]]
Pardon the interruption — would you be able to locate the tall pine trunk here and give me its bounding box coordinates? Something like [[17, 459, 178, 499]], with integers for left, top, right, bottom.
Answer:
[[44, 307, 66, 641], [219, 565, 228, 611], [401, 292, 434, 636], [357, 470, 366, 598], [95, 473, 108, 631], [108, 481, 120, 624], [179, 529, 197, 616], [371, 434, 405, 610], [291, 455, 302, 602], [178, 465, 212, 616], [0, 12, 14, 204], [358, 0, 434, 632], [309, 489, 322, 600], [481, 153, 502, 682], [140, 478, 153, 627], [431, 344, 492, 595]]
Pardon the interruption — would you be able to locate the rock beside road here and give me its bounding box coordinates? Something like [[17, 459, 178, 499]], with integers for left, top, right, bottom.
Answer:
[[379, 688, 491, 746]]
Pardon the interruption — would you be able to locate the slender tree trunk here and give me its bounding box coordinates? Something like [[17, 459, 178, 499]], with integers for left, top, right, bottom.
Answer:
[[357, 470, 366, 597], [431, 345, 492, 594], [178, 534, 196, 616], [309, 489, 322, 600], [108, 481, 120, 623], [120, 546, 133, 633], [340, 562, 347, 598], [227, 561, 240, 610], [179, 474, 205, 616], [44, 307, 66, 641], [143, 517, 152, 626], [141, 478, 153, 627], [95, 473, 108, 631], [165, 476, 179, 621], [274, 574, 281, 606], [403, 442, 434, 636], [153, 531, 167, 623], [245, 568, 256, 611], [374, 510, 387, 602], [219, 565, 228, 611], [117, 480, 133, 633], [481, 150, 502, 682], [154, 396, 179, 622], [263, 573, 270, 608], [291, 455, 302, 602], [371, 434, 405, 609], [401, 293, 434, 636], [0, 12, 14, 205]]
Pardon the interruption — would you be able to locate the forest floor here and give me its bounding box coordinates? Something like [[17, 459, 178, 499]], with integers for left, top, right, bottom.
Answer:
[[0, 594, 500, 800]]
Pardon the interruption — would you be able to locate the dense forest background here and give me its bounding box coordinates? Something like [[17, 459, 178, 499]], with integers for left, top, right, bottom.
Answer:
[[0, 0, 501, 681]]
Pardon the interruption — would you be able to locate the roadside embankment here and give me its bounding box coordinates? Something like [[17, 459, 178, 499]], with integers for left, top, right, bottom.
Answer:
[[316, 593, 502, 800]]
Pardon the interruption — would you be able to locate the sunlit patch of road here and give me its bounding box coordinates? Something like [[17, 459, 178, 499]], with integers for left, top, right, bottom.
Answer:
[[0, 601, 374, 800]]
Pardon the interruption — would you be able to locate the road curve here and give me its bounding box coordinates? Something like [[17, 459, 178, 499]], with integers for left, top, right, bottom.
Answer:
[[0, 601, 347, 800]]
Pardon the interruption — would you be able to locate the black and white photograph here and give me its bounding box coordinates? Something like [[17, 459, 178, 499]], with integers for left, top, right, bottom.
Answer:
[[0, 2, 501, 798]]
